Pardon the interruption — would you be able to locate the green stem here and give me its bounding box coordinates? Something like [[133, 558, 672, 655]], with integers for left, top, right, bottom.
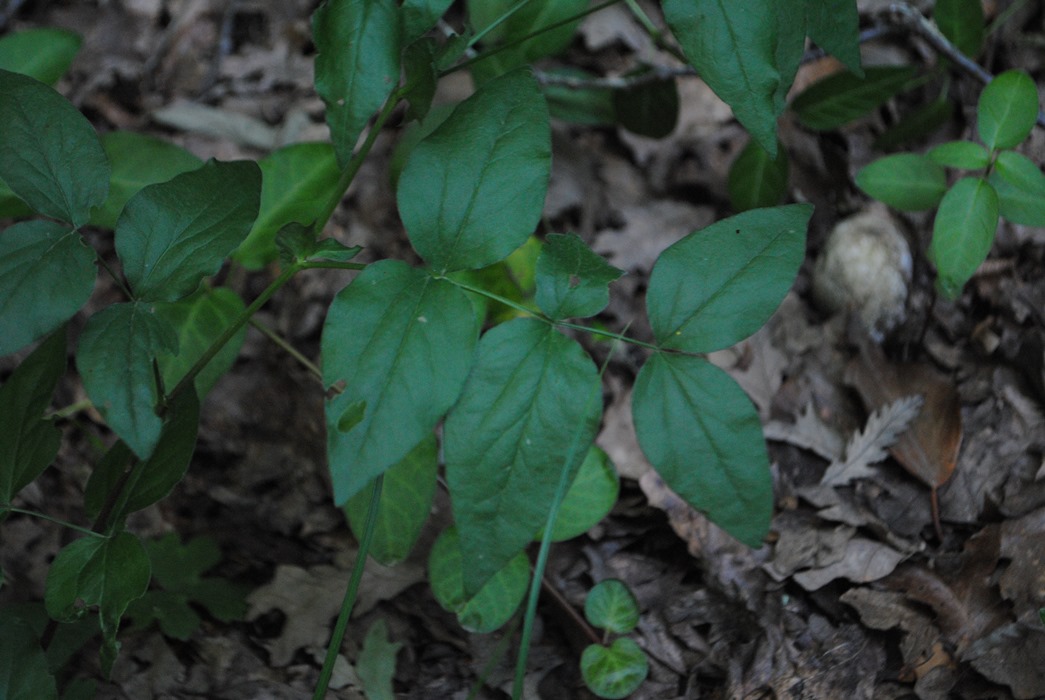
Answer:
[[313, 475, 384, 700], [444, 0, 622, 78], [46, 399, 94, 420], [555, 319, 661, 352], [443, 275, 542, 319], [312, 88, 405, 239], [512, 372, 606, 698], [467, 0, 533, 49], [624, 0, 688, 64], [167, 265, 300, 405], [299, 261, 368, 271], [248, 318, 323, 383], [0, 505, 105, 538], [94, 252, 134, 300]]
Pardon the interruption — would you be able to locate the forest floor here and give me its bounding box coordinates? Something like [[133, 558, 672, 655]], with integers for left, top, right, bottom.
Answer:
[[3, 1, 1045, 698]]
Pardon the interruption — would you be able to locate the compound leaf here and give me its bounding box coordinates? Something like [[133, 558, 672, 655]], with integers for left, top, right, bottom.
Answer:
[[313, 0, 400, 167], [791, 65, 916, 131], [92, 131, 203, 230], [235, 142, 341, 269], [345, 434, 438, 565], [445, 318, 600, 595], [663, 0, 797, 155], [76, 302, 179, 459], [0, 327, 66, 503], [930, 176, 998, 299], [322, 261, 478, 505], [855, 153, 947, 211], [0, 220, 95, 357], [116, 159, 261, 302], [990, 150, 1045, 226], [0, 28, 80, 86], [535, 233, 623, 320], [632, 353, 772, 547], [978, 70, 1039, 151], [428, 526, 529, 633], [0, 69, 108, 227], [398, 68, 551, 273], [646, 204, 811, 353]]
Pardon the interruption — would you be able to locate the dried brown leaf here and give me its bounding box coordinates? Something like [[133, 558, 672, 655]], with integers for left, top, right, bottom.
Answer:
[[821, 395, 924, 486]]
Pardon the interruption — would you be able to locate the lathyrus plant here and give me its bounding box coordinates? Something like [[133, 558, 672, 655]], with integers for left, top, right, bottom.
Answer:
[[0, 0, 870, 696]]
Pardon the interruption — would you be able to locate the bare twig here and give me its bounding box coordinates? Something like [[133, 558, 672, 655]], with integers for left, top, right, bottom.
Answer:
[[535, 64, 694, 90]]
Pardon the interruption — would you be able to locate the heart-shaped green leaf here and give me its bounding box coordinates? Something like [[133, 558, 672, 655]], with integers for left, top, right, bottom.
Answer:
[[580, 637, 648, 699]]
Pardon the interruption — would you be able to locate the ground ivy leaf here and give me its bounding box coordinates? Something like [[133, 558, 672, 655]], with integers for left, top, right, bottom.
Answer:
[[322, 261, 478, 505], [397, 68, 551, 273], [930, 176, 999, 299], [0, 327, 66, 503], [535, 233, 623, 320], [0, 69, 108, 227], [632, 353, 772, 547], [0, 220, 95, 357], [313, 0, 400, 168], [646, 204, 811, 353], [662, 0, 798, 156], [76, 302, 179, 459], [116, 159, 261, 302], [345, 434, 438, 566], [235, 142, 341, 269], [444, 318, 601, 596], [428, 526, 529, 633], [92, 131, 203, 230]]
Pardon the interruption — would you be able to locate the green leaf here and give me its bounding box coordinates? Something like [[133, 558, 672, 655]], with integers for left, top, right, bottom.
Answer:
[[791, 66, 917, 131], [401, 0, 454, 43], [402, 38, 438, 124], [855, 153, 948, 211], [804, 0, 862, 76], [116, 159, 261, 302], [930, 176, 999, 299], [927, 140, 990, 169], [83, 389, 199, 521], [535, 233, 623, 320], [234, 143, 340, 269], [398, 68, 551, 273], [632, 353, 772, 547], [613, 72, 679, 139], [873, 98, 953, 150], [989, 150, 1045, 226], [0, 69, 109, 227], [92, 131, 203, 230], [935, 0, 984, 58], [0, 179, 33, 219], [428, 526, 529, 633], [356, 619, 402, 700], [444, 318, 601, 595], [728, 138, 789, 212], [537, 445, 619, 543], [345, 434, 437, 565], [663, 0, 799, 155], [322, 261, 479, 504], [646, 204, 811, 353], [155, 287, 247, 399], [977, 70, 1039, 151], [0, 615, 58, 700], [313, 0, 400, 167], [0, 28, 81, 85], [580, 638, 648, 700], [467, 0, 587, 79], [543, 69, 616, 126], [585, 579, 640, 634], [0, 328, 66, 503], [124, 590, 200, 640], [275, 223, 363, 265], [76, 302, 179, 459], [0, 220, 95, 357], [44, 531, 151, 674]]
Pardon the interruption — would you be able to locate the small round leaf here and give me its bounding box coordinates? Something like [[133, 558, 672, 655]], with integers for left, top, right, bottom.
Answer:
[[585, 579, 640, 634], [977, 70, 1039, 151], [581, 638, 648, 699]]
